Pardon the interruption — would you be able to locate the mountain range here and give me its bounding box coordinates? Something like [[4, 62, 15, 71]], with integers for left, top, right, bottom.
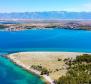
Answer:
[[0, 11, 91, 19]]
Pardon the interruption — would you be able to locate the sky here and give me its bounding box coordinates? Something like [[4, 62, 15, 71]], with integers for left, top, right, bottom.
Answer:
[[0, 0, 91, 12]]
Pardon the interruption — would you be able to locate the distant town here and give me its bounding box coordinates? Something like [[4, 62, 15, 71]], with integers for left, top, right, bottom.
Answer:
[[0, 20, 91, 31]]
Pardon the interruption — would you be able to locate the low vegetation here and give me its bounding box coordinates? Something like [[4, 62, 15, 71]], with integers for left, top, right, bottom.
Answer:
[[0, 25, 7, 29], [56, 54, 91, 84], [79, 26, 91, 30], [31, 65, 49, 75]]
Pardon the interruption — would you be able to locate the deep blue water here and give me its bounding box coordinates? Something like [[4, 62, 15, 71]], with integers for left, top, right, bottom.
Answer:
[[0, 29, 91, 52], [0, 29, 91, 84], [0, 21, 21, 24]]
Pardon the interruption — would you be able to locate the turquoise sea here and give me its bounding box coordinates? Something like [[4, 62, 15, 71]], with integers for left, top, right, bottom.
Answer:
[[0, 29, 91, 84], [0, 56, 45, 84]]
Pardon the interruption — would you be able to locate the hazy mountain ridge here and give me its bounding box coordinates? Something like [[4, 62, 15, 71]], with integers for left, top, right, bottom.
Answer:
[[0, 11, 91, 19]]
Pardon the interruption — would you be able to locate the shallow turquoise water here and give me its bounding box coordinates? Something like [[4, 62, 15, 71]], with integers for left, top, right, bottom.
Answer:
[[0, 56, 45, 84]]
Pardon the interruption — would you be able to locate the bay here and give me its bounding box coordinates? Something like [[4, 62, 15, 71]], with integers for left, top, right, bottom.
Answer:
[[0, 28, 91, 84]]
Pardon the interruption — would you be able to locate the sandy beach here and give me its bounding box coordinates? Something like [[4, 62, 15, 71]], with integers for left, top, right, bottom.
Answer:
[[7, 52, 91, 84]]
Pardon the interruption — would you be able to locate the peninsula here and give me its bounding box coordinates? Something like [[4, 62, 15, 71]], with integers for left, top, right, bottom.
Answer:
[[7, 52, 91, 84]]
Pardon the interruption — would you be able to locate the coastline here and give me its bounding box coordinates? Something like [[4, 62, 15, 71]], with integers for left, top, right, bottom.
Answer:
[[7, 53, 54, 84], [7, 52, 91, 84], [1, 27, 91, 32]]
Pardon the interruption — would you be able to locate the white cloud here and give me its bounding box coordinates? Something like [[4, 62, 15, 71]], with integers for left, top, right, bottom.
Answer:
[[82, 3, 91, 11]]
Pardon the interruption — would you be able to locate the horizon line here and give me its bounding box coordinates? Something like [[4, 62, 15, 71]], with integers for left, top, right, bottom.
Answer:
[[0, 11, 91, 13]]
